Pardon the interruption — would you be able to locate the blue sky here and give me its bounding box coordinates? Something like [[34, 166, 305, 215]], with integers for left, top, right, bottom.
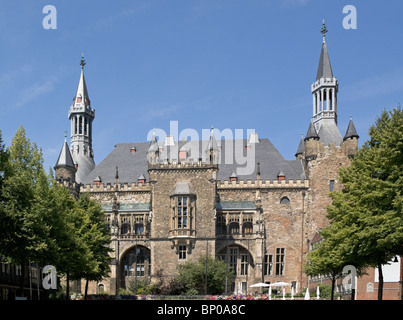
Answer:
[[0, 0, 402, 171]]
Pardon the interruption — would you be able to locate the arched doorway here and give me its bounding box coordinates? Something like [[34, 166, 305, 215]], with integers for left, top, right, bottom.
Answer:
[[217, 244, 254, 294], [120, 245, 151, 292]]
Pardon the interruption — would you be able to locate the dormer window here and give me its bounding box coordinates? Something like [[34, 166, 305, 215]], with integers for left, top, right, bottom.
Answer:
[[77, 94, 82, 103], [130, 146, 136, 153], [277, 171, 285, 181], [138, 174, 145, 185], [94, 176, 101, 186], [230, 172, 238, 182], [179, 146, 187, 162]]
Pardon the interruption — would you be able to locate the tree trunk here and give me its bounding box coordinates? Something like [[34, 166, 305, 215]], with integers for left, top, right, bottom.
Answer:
[[85, 278, 89, 300], [19, 259, 25, 298], [331, 274, 336, 300], [378, 263, 383, 300], [66, 271, 70, 300]]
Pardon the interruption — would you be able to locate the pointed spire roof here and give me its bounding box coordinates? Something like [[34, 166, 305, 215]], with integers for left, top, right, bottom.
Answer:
[[304, 120, 319, 141], [74, 53, 90, 106], [316, 21, 333, 81], [148, 129, 159, 153], [55, 135, 75, 169], [206, 126, 219, 151], [295, 134, 305, 157], [343, 116, 359, 140]]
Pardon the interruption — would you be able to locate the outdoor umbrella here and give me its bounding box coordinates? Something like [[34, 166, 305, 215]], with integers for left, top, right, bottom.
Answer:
[[304, 288, 310, 300], [250, 282, 270, 288], [269, 281, 291, 287]]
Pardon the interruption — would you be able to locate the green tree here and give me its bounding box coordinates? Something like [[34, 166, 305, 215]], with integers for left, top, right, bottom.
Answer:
[[74, 193, 112, 299], [305, 232, 346, 300], [0, 126, 51, 296], [323, 107, 403, 300], [0, 130, 8, 191], [177, 255, 231, 295]]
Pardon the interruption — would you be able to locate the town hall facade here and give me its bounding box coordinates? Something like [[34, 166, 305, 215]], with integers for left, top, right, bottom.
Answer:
[[54, 25, 359, 295]]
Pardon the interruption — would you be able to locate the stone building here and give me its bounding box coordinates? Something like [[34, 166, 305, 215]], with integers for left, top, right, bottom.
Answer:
[[54, 24, 359, 295]]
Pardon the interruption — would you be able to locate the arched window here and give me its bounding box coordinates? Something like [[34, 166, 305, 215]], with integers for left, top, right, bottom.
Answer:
[[280, 196, 290, 205], [216, 215, 226, 235], [243, 222, 253, 234], [98, 284, 105, 294], [120, 216, 131, 234], [229, 222, 240, 235], [122, 246, 151, 278]]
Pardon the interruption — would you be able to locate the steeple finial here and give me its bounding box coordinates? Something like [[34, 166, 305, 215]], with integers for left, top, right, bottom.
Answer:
[[321, 20, 328, 42], [80, 53, 86, 69], [64, 130, 67, 142]]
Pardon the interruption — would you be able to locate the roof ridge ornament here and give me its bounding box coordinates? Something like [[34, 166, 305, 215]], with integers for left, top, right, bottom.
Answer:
[[80, 53, 86, 69], [321, 20, 328, 42]]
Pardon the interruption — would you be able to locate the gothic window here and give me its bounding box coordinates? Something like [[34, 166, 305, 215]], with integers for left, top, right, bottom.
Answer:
[[242, 214, 253, 234], [229, 214, 240, 234], [121, 216, 131, 235], [280, 196, 290, 205], [122, 246, 151, 278], [98, 284, 105, 294], [216, 215, 226, 235], [275, 248, 285, 276], [134, 215, 144, 234], [219, 246, 252, 277]]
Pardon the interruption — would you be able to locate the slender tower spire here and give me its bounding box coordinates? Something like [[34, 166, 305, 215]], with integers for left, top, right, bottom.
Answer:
[[68, 53, 96, 183], [311, 21, 342, 146]]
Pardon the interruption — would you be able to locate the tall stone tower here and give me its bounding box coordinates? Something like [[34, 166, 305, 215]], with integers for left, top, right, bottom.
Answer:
[[297, 21, 359, 234], [68, 54, 95, 183]]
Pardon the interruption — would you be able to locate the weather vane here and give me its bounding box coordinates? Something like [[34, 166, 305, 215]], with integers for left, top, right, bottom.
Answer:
[[321, 20, 328, 40], [80, 53, 86, 69]]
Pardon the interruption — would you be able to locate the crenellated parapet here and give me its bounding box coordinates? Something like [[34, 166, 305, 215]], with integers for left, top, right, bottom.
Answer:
[[80, 181, 152, 193], [218, 178, 309, 190]]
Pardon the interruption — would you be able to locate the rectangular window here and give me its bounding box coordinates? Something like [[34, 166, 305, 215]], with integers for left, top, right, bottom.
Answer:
[[179, 245, 187, 260], [264, 255, 273, 276], [177, 197, 188, 229], [124, 264, 133, 277], [240, 254, 249, 275], [330, 180, 335, 192], [275, 248, 285, 276], [229, 247, 238, 275]]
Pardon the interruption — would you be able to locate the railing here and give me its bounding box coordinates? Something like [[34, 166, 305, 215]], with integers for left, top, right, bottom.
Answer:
[[118, 233, 150, 240], [168, 229, 196, 238]]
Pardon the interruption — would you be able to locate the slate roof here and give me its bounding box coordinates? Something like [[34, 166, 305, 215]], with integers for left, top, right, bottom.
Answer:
[[316, 40, 333, 81], [216, 201, 256, 210], [55, 140, 75, 169], [81, 137, 306, 185], [343, 117, 359, 140], [317, 120, 343, 146]]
